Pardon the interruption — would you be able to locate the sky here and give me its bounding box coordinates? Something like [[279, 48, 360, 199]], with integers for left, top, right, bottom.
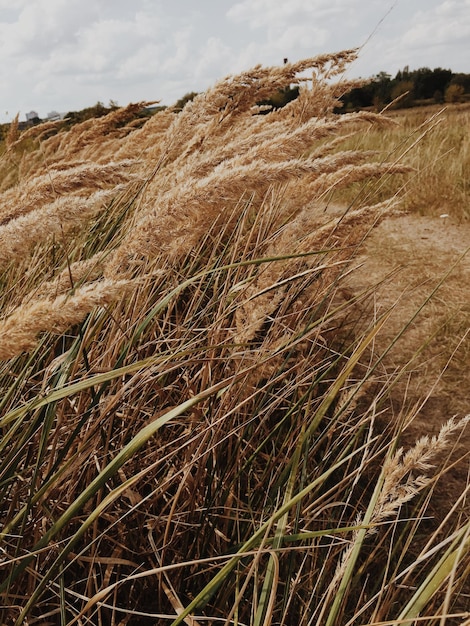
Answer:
[[1, 0, 469, 123]]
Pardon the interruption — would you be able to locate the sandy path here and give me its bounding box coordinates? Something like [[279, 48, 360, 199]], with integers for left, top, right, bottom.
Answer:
[[348, 212, 469, 412], [346, 211, 470, 509]]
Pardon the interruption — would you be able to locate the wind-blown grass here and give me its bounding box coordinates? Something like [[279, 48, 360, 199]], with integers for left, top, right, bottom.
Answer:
[[0, 50, 468, 625], [335, 103, 470, 221]]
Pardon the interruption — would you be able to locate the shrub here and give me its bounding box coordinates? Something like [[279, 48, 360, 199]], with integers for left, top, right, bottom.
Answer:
[[445, 83, 465, 103]]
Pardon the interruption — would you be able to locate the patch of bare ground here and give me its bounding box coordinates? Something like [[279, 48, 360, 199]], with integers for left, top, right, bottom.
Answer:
[[346, 211, 470, 516]]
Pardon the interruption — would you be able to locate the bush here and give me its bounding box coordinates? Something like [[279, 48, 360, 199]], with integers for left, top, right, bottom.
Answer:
[[445, 83, 465, 103]]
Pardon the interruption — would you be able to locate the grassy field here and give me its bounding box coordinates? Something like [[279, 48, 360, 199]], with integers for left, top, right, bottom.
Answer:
[[0, 51, 469, 625], [335, 102, 470, 221]]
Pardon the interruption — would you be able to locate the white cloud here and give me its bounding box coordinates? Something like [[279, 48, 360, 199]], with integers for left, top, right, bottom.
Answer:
[[278, 23, 329, 49], [160, 27, 193, 75], [227, 0, 345, 28], [354, 0, 470, 76], [401, 0, 470, 48], [0, 1, 197, 117], [225, 0, 352, 74], [194, 37, 232, 81], [0, 0, 100, 57], [0, 0, 468, 123], [0, 0, 28, 9]]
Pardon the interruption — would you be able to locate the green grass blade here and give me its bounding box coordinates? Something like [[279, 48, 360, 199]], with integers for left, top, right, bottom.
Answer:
[[170, 438, 374, 626], [397, 522, 470, 622], [2, 375, 235, 608]]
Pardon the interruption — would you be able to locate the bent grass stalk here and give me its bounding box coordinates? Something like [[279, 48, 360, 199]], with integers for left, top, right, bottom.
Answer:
[[170, 313, 394, 626], [1, 52, 468, 625], [170, 439, 378, 626], [9, 376, 241, 626], [398, 520, 470, 622]]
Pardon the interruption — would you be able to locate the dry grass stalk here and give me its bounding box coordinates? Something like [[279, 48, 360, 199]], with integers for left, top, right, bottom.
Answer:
[[375, 414, 470, 526], [114, 107, 175, 162], [0, 278, 133, 360], [329, 415, 470, 595], [4, 113, 20, 150], [233, 198, 399, 343], [306, 161, 411, 198], [140, 50, 358, 170], [105, 156, 401, 280], [337, 105, 470, 219], [9, 103, 152, 183], [1, 52, 465, 625], [0, 186, 128, 270], [0, 160, 137, 224], [7, 118, 63, 151], [33, 256, 107, 300], [44, 102, 150, 157]]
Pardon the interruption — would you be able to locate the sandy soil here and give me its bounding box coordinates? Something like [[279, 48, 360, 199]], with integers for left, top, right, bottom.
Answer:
[[346, 211, 470, 512]]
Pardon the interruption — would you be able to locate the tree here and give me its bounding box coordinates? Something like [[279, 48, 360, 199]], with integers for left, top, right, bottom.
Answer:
[[173, 92, 199, 112], [450, 73, 470, 92], [258, 86, 300, 111], [429, 68, 453, 96], [445, 84, 465, 103], [390, 80, 414, 108], [372, 72, 393, 107]]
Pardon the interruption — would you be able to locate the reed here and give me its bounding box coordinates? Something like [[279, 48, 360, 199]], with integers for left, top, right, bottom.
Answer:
[[0, 52, 468, 626]]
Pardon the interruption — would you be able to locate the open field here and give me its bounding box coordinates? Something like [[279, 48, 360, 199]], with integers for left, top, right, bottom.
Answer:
[[0, 51, 469, 625], [335, 102, 470, 222]]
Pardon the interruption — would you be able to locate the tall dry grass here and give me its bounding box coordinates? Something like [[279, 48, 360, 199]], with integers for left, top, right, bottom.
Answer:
[[335, 103, 470, 220], [0, 50, 468, 625]]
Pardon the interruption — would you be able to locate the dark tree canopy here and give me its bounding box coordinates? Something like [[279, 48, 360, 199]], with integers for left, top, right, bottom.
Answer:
[[338, 66, 470, 111]]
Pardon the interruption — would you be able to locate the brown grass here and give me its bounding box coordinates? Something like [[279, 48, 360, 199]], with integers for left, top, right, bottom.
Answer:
[[0, 51, 468, 626], [335, 103, 470, 221]]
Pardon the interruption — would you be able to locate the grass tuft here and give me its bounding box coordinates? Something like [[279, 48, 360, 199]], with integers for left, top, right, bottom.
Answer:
[[0, 52, 468, 625]]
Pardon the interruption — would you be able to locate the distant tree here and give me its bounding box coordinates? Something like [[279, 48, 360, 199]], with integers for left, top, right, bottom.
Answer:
[[428, 68, 453, 96], [63, 101, 116, 128], [336, 65, 470, 113], [336, 74, 390, 111], [90, 101, 108, 118], [258, 86, 300, 111], [395, 65, 410, 82], [449, 73, 470, 92], [390, 80, 414, 108], [409, 67, 452, 99], [445, 84, 465, 103], [372, 72, 393, 107], [339, 82, 375, 110], [173, 92, 199, 112]]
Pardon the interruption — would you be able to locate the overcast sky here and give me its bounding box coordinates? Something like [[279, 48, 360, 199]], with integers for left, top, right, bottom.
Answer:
[[1, 0, 469, 123]]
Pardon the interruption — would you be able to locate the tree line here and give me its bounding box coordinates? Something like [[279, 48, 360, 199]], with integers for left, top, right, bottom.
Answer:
[[1, 65, 470, 143], [338, 66, 470, 110]]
